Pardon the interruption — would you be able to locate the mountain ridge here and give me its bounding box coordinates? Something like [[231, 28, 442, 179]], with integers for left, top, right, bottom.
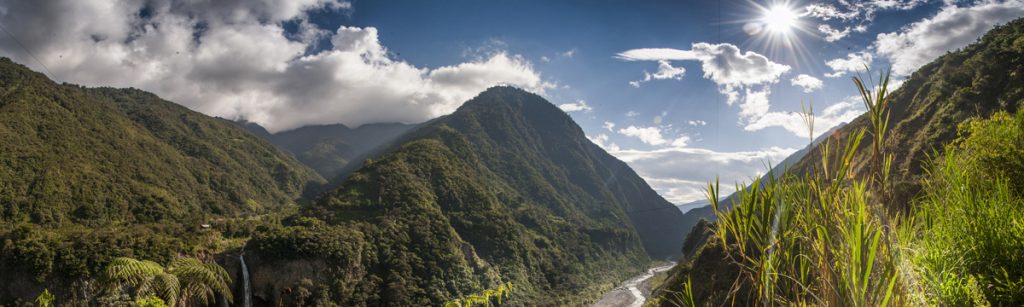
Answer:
[[246, 86, 688, 305]]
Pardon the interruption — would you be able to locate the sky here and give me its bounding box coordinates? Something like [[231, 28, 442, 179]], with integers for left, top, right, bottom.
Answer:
[[1, 0, 1023, 204]]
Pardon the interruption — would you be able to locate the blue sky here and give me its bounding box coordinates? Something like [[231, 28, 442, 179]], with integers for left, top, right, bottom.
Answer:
[[2, 0, 1023, 203]]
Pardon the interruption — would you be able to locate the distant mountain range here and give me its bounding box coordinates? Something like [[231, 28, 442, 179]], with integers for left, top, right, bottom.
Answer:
[[234, 121, 414, 180]]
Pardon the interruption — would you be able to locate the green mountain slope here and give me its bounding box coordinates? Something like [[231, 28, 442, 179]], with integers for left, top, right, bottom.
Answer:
[[246, 86, 687, 305], [235, 121, 414, 179], [651, 18, 1024, 305], [0, 58, 323, 225], [0, 57, 323, 300]]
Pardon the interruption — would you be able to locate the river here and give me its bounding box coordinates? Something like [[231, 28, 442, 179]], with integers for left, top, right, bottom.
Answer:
[[591, 262, 676, 307]]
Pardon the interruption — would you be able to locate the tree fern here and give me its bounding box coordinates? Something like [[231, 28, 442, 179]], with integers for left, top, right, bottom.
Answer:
[[102, 256, 231, 307]]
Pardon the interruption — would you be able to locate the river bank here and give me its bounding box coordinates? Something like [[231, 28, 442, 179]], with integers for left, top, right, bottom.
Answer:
[[591, 262, 676, 307]]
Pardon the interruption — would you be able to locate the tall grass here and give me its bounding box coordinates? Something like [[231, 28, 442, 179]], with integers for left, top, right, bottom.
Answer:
[[672, 70, 1024, 306], [691, 70, 903, 306]]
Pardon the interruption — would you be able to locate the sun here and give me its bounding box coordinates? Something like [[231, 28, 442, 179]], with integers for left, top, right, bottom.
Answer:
[[762, 4, 799, 34]]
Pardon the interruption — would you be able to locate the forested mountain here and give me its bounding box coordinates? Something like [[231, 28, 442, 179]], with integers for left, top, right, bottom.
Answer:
[[245, 86, 687, 305], [235, 121, 414, 179], [0, 57, 326, 302], [651, 18, 1024, 305], [0, 57, 323, 225]]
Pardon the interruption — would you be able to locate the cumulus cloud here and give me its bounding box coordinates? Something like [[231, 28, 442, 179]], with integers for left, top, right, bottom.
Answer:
[[0, 0, 553, 132], [804, 0, 927, 42], [619, 43, 814, 137], [687, 120, 707, 126], [558, 100, 592, 112], [615, 125, 691, 147], [744, 96, 865, 139], [618, 43, 789, 112], [818, 24, 852, 42], [618, 125, 670, 146], [874, 0, 1024, 76], [618, 43, 790, 97], [588, 126, 796, 203], [602, 144, 797, 203], [790, 74, 824, 93], [825, 52, 873, 77], [628, 60, 686, 87]]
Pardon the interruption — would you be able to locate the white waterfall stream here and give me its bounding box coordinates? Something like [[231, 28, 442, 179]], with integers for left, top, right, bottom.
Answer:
[[240, 254, 252, 307]]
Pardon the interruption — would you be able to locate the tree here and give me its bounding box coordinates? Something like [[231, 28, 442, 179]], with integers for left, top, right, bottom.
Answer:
[[104, 257, 232, 307]]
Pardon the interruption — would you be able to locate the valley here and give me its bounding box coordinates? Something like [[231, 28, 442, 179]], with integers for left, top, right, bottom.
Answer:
[[1, 1, 1023, 306]]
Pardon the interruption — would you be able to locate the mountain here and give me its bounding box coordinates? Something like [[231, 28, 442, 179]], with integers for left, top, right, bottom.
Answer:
[[651, 18, 1024, 305], [245, 86, 688, 305], [0, 57, 325, 301], [0, 58, 324, 225], [235, 121, 415, 179]]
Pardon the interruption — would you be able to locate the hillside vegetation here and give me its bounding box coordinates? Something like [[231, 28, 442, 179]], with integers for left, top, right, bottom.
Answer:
[[0, 58, 323, 303], [246, 87, 688, 306], [651, 18, 1024, 306]]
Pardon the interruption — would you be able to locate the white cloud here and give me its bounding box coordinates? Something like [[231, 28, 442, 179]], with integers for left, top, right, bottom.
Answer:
[[642, 177, 710, 204], [805, 3, 859, 21], [618, 125, 669, 146], [629, 60, 686, 87], [558, 100, 592, 112], [600, 144, 797, 203], [616, 125, 692, 148], [744, 96, 865, 139], [625, 111, 640, 117], [602, 121, 616, 132], [540, 56, 550, 62], [790, 74, 824, 93], [818, 24, 852, 42], [618, 43, 791, 94], [0, 0, 553, 132], [874, 0, 1024, 76], [561, 48, 577, 58], [825, 52, 874, 77], [687, 120, 707, 126], [804, 0, 929, 42], [620, 43, 804, 138]]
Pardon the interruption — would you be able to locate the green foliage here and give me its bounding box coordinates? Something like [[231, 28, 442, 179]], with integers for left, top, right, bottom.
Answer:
[[699, 131, 901, 306], [0, 56, 321, 225], [0, 57, 322, 303], [34, 289, 53, 307], [445, 282, 514, 307], [103, 256, 232, 307], [657, 69, 906, 306], [903, 111, 1024, 305], [134, 296, 169, 307]]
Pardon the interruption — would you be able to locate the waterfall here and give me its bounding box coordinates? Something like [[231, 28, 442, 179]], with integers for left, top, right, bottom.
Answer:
[[240, 253, 252, 307]]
